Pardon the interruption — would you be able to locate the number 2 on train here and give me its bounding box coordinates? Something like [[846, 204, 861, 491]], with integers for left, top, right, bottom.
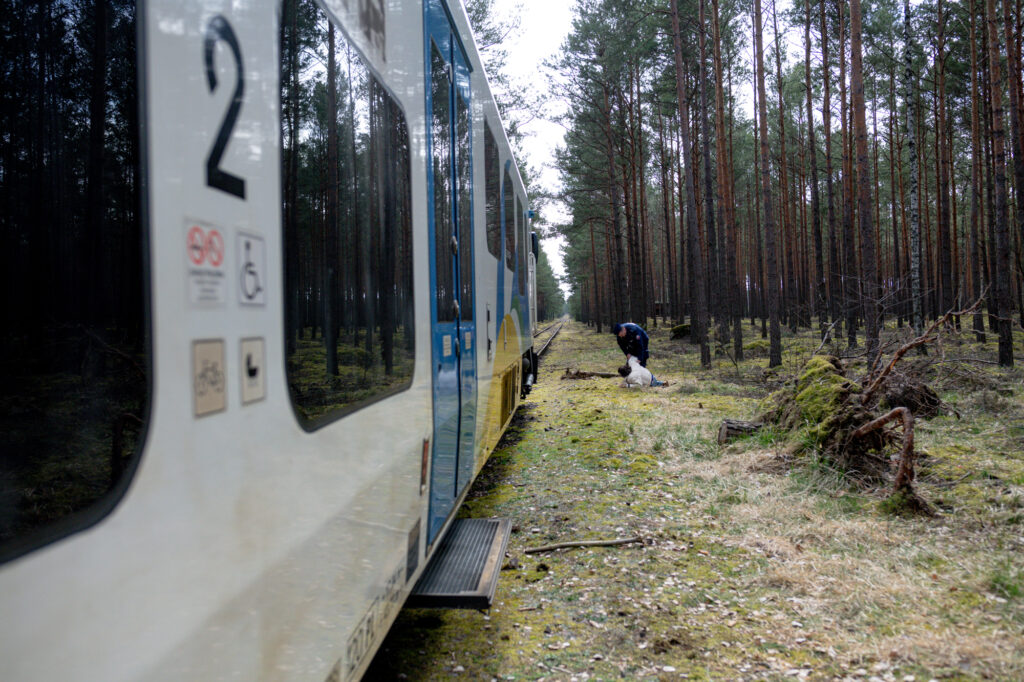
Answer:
[[203, 15, 246, 199]]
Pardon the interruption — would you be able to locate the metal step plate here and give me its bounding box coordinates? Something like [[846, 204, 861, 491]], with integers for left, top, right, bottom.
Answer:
[[407, 518, 512, 609]]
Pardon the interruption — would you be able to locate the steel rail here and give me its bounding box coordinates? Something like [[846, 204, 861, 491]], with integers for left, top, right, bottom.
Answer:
[[535, 320, 564, 357]]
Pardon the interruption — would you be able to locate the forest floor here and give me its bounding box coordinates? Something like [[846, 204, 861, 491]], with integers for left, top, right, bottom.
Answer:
[[367, 319, 1024, 681]]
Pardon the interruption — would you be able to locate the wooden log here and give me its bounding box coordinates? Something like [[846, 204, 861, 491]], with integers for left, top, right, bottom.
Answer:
[[717, 419, 763, 444], [561, 368, 618, 380]]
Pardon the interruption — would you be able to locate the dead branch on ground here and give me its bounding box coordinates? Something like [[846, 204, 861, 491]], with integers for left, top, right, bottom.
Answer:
[[861, 296, 984, 407], [561, 368, 618, 379], [524, 536, 643, 554]]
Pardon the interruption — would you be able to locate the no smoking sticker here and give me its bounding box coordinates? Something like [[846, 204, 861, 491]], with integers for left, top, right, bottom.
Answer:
[[185, 220, 226, 306]]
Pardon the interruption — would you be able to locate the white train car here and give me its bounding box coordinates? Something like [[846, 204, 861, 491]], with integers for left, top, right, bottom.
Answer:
[[0, 0, 536, 679]]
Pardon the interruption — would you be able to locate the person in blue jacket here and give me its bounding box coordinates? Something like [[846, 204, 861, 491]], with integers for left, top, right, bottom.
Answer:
[[612, 322, 649, 366], [612, 322, 664, 386]]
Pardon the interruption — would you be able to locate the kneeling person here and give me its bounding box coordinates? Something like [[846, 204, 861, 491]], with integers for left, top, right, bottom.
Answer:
[[618, 355, 655, 388]]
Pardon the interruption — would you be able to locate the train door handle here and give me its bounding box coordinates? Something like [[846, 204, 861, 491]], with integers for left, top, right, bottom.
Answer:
[[450, 235, 458, 255], [453, 300, 460, 319]]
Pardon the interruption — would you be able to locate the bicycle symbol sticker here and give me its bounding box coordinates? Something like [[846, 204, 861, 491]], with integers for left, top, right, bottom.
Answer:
[[237, 231, 266, 306], [193, 339, 226, 417]]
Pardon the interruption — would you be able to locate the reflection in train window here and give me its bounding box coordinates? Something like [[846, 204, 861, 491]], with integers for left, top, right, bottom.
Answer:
[[431, 41, 454, 324], [516, 195, 526, 295], [0, 2, 148, 561], [484, 124, 501, 259], [281, 2, 415, 427], [503, 167, 515, 271], [456, 93, 474, 321]]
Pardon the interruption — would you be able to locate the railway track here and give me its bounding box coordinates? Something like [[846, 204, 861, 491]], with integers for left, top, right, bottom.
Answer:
[[535, 318, 566, 357]]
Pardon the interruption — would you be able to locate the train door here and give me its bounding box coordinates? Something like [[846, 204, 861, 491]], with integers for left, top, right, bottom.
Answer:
[[426, 0, 475, 543]]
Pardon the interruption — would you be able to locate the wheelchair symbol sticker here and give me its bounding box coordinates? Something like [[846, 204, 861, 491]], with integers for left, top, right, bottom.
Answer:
[[237, 231, 266, 306]]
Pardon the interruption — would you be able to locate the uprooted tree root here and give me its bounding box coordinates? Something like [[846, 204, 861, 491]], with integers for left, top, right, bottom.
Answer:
[[761, 355, 891, 477], [757, 301, 984, 515], [759, 355, 933, 514]]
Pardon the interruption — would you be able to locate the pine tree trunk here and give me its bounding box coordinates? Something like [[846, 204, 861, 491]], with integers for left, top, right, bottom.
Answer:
[[86, 0, 108, 325], [671, 0, 711, 366], [755, 0, 782, 367], [970, 0, 987, 341], [822, 0, 840, 331], [772, 0, 794, 334], [838, 0, 857, 348], [850, 0, 878, 362], [806, 1, 824, 337], [712, 0, 742, 360], [1004, 0, 1024, 326], [936, 0, 953, 316], [325, 24, 340, 376], [985, 0, 1015, 365], [698, 0, 721, 348]]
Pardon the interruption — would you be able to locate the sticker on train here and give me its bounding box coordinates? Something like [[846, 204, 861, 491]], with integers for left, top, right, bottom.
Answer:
[[193, 339, 226, 417], [237, 231, 266, 306], [240, 337, 265, 404], [185, 220, 227, 306]]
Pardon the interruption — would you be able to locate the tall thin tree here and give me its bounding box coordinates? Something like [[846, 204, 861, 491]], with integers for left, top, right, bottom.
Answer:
[[755, 0, 782, 367], [850, 0, 878, 361]]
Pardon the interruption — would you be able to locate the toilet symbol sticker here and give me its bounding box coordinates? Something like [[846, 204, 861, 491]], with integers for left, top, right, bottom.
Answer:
[[237, 231, 266, 306]]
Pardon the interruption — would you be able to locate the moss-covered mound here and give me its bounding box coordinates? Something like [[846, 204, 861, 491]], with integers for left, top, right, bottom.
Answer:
[[761, 355, 891, 479], [670, 323, 691, 340]]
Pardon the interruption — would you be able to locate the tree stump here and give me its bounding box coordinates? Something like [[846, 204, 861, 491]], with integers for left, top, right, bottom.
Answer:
[[717, 419, 763, 444]]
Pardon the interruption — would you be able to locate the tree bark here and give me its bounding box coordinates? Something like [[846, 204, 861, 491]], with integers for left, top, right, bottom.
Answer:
[[325, 24, 340, 377], [711, 0, 742, 360], [970, 0, 986, 341], [986, 0, 1015, 365], [838, 0, 857, 348], [755, 0, 782, 367], [850, 0, 877, 362], [671, 0, 711, 366], [936, 0, 953, 317], [821, 0, 840, 331], [698, 0, 721, 348], [903, 0, 924, 340], [805, 1, 824, 337]]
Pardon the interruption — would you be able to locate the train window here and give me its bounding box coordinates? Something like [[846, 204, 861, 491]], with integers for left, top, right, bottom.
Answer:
[[0, 2, 148, 561], [484, 124, 501, 259], [431, 42, 455, 323], [457, 93, 473, 321], [503, 168, 515, 271], [281, 3, 415, 427], [516, 196, 526, 295]]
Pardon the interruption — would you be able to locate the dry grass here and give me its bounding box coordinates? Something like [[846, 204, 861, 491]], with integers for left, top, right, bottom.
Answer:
[[369, 320, 1024, 681]]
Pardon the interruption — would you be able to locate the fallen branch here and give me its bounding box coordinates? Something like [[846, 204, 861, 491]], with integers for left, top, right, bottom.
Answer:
[[861, 296, 984, 406], [561, 368, 618, 379], [524, 536, 643, 554], [812, 318, 843, 356]]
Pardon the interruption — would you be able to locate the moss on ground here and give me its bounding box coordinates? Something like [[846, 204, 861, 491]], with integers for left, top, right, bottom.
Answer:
[[368, 320, 1024, 680]]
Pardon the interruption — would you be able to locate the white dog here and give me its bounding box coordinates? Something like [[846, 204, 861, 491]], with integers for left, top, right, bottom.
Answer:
[[618, 355, 654, 388]]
